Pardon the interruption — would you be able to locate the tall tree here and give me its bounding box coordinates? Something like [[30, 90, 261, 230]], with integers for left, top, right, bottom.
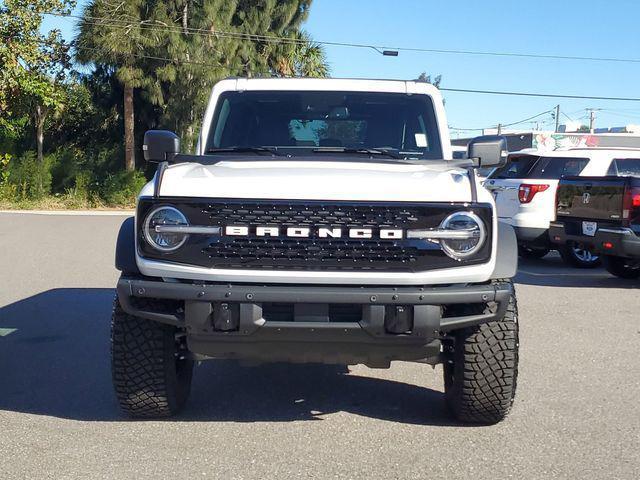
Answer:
[[0, 0, 75, 163], [146, 0, 326, 149], [77, 0, 327, 155], [76, 0, 154, 171]]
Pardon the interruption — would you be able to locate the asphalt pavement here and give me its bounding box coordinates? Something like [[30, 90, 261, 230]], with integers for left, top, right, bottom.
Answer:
[[0, 212, 638, 480]]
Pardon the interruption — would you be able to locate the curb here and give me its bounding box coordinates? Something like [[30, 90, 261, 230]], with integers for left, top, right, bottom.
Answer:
[[0, 210, 134, 216]]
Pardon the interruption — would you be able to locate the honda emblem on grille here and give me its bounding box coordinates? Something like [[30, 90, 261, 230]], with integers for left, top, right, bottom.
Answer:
[[224, 226, 404, 239], [582, 192, 591, 204]]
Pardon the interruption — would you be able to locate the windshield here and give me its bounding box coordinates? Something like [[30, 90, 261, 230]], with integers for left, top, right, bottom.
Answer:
[[205, 90, 443, 159]]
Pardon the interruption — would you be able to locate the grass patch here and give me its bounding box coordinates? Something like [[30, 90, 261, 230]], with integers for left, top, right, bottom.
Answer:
[[0, 193, 134, 210]]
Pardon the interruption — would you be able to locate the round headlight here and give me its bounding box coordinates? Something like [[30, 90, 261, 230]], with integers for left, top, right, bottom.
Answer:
[[143, 206, 189, 252], [439, 211, 486, 260]]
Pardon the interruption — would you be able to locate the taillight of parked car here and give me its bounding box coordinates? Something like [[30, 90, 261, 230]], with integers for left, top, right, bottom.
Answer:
[[518, 184, 549, 204], [622, 186, 640, 225]]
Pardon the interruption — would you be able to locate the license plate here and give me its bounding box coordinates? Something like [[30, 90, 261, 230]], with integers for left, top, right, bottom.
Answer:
[[582, 221, 597, 237]]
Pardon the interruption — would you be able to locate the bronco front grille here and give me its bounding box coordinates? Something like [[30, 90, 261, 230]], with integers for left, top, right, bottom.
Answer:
[[137, 198, 493, 272], [203, 203, 421, 227], [202, 238, 418, 269]]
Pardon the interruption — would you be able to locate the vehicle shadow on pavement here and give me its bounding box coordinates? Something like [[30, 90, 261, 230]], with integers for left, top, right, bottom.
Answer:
[[515, 255, 640, 289], [0, 288, 459, 426], [0, 288, 121, 421], [184, 361, 458, 426]]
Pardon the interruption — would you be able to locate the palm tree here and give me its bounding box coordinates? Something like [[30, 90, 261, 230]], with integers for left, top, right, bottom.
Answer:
[[277, 30, 329, 78], [76, 0, 157, 171], [76, 0, 328, 162]]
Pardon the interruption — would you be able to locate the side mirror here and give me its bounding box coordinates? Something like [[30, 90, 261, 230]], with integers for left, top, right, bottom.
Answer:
[[467, 135, 507, 167], [143, 130, 180, 162]]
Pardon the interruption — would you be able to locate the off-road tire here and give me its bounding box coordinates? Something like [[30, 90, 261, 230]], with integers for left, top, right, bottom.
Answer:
[[111, 297, 193, 418], [558, 242, 601, 268], [518, 245, 549, 259], [603, 255, 640, 279], [443, 285, 519, 424]]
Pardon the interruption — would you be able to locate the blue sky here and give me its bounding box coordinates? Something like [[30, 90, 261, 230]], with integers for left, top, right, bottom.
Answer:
[[44, 0, 640, 136]]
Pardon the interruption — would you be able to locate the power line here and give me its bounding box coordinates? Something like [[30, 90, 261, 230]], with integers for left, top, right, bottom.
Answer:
[[46, 12, 640, 65], [23, 14, 640, 103], [74, 44, 225, 67], [599, 110, 640, 121], [450, 108, 554, 131], [20, 35, 640, 104], [441, 88, 640, 102], [561, 111, 575, 122]]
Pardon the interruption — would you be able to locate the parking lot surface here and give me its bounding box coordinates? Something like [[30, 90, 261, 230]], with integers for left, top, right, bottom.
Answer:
[[1, 212, 638, 479]]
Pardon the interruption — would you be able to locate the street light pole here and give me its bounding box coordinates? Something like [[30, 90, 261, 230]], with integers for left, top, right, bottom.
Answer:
[[555, 104, 560, 132]]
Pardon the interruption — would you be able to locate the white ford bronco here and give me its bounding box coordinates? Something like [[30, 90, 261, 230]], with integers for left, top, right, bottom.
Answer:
[[113, 78, 519, 423]]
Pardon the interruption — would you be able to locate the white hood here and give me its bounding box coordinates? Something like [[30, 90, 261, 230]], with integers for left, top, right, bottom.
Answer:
[[156, 160, 474, 202]]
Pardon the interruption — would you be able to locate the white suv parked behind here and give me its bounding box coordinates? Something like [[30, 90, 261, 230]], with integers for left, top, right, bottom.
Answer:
[[485, 148, 640, 267]]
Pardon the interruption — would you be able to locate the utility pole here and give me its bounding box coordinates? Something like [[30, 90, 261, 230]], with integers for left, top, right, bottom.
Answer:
[[587, 108, 597, 133], [497, 123, 502, 135], [555, 104, 560, 132]]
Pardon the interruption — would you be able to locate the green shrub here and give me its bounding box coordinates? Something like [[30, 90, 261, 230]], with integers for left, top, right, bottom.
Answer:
[[59, 170, 93, 208], [100, 170, 148, 207], [8, 151, 53, 200], [0, 146, 149, 208], [0, 153, 16, 200], [50, 148, 81, 193]]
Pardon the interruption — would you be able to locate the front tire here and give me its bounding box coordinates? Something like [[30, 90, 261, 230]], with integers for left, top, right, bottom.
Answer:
[[603, 255, 640, 279], [443, 286, 519, 424], [558, 242, 601, 268], [111, 297, 194, 418]]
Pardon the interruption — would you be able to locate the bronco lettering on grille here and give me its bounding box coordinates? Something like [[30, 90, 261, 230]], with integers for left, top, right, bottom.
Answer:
[[224, 225, 404, 239]]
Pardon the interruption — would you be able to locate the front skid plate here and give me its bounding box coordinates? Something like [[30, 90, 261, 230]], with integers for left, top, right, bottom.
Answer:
[[116, 278, 513, 365]]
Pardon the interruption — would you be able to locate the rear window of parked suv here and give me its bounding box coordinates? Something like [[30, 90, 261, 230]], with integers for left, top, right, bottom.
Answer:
[[527, 156, 589, 179], [606, 158, 640, 177], [490, 154, 589, 179], [490, 154, 539, 179]]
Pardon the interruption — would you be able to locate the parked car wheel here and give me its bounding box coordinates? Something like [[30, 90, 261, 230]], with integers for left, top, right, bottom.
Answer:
[[443, 284, 519, 424], [558, 242, 601, 268], [518, 245, 550, 259], [603, 256, 640, 279], [111, 297, 194, 418]]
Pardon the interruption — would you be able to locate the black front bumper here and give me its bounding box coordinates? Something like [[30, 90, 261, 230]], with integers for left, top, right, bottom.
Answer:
[[117, 277, 513, 366], [549, 222, 640, 258]]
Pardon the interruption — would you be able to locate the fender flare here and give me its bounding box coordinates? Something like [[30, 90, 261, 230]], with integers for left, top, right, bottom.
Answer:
[[491, 221, 518, 279], [115, 216, 140, 275]]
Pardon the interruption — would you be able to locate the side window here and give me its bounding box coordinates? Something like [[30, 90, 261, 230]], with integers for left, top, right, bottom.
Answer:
[[211, 99, 230, 148], [606, 160, 618, 176]]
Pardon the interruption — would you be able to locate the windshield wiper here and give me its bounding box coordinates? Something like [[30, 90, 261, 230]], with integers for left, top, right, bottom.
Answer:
[[312, 146, 404, 159], [206, 146, 283, 156]]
